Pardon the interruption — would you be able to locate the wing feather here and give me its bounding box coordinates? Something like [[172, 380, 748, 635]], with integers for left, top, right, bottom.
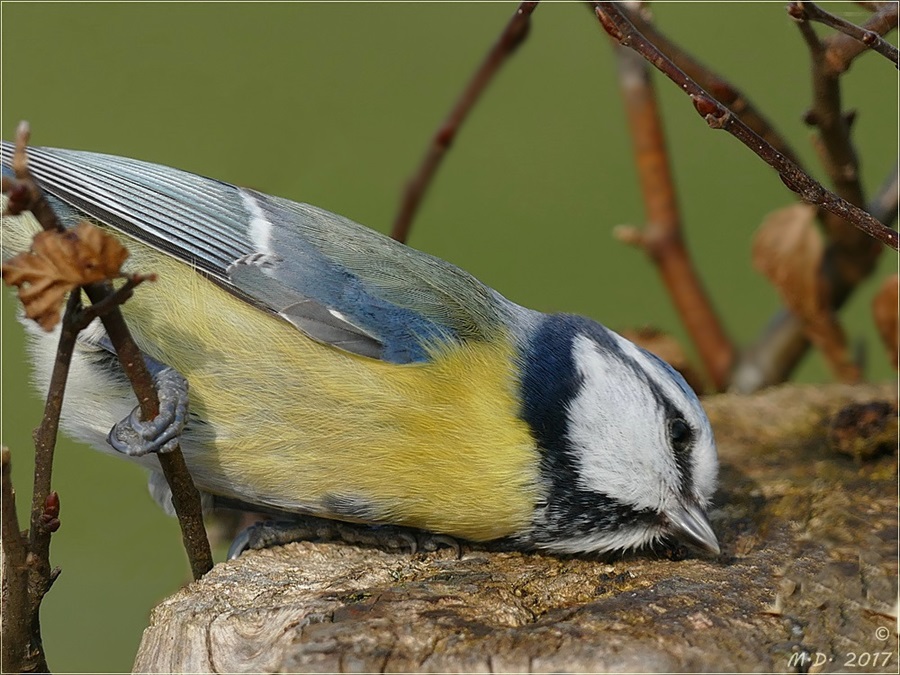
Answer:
[[0, 142, 504, 363]]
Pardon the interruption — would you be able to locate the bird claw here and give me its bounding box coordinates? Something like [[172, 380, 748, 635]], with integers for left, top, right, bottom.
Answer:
[[108, 367, 189, 456], [227, 515, 463, 560]]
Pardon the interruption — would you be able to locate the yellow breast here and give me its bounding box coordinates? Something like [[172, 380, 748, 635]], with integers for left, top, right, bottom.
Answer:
[[105, 228, 542, 542]]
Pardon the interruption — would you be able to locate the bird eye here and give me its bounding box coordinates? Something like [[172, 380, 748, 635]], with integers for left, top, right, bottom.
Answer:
[[668, 417, 693, 452]]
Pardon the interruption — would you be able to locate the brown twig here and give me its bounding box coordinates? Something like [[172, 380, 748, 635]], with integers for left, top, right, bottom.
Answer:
[[7, 124, 213, 580], [7, 126, 64, 232], [1, 289, 82, 674], [390, 1, 539, 243], [792, 2, 882, 288], [592, 3, 899, 251], [723, 0, 898, 393], [613, 2, 888, 388], [620, 6, 807, 171], [788, 1, 899, 68], [1, 448, 49, 674], [610, 30, 734, 392], [2, 267, 156, 671], [17, 290, 90, 675], [28, 291, 80, 579], [77, 274, 157, 325], [729, 2, 891, 391], [83, 283, 213, 580], [732, 165, 899, 393], [823, 1, 899, 75]]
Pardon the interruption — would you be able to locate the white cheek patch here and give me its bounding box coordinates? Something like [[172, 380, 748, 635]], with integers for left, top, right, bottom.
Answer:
[[566, 335, 678, 512], [608, 332, 719, 505]]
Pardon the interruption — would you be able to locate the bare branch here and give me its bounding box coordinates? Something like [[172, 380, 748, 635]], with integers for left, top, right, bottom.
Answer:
[[611, 30, 734, 392], [81, 279, 213, 582], [728, 2, 892, 392], [592, 2, 898, 251], [788, 1, 899, 68], [823, 2, 899, 75], [28, 292, 80, 579], [4, 123, 63, 233], [74, 273, 157, 329], [1, 265, 158, 670], [610, 2, 890, 389], [390, 1, 539, 243], [791, 0, 886, 295], [1, 448, 49, 674], [621, 7, 807, 171], [6, 129, 213, 580], [731, 165, 898, 393], [2, 290, 82, 675]]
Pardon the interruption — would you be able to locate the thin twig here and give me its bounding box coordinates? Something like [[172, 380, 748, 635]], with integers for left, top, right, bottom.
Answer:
[[611, 32, 734, 392], [823, 1, 899, 75], [76, 274, 157, 327], [390, 1, 539, 243], [788, 1, 899, 68], [792, 1, 889, 381], [614, 1, 885, 387], [82, 274, 213, 582], [2, 273, 158, 671], [792, 3, 883, 291], [592, 3, 899, 251], [7, 124, 64, 233], [728, 3, 895, 392], [26, 292, 81, 641], [619, 5, 807, 171], [9, 290, 82, 675], [8, 126, 213, 580], [731, 165, 899, 393], [1, 448, 48, 674]]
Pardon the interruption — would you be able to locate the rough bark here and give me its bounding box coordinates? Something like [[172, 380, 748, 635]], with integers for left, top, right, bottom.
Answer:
[[134, 383, 898, 673]]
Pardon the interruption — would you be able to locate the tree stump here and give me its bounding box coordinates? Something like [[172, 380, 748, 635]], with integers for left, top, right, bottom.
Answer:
[[133, 384, 898, 673]]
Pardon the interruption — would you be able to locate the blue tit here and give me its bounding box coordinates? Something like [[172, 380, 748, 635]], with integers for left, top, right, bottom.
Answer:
[[0, 142, 720, 556]]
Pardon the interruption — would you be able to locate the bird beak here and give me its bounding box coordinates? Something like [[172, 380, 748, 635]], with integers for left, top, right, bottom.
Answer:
[[666, 502, 720, 555]]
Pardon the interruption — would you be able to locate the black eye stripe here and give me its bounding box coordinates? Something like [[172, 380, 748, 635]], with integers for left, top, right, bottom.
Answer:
[[631, 367, 695, 498]]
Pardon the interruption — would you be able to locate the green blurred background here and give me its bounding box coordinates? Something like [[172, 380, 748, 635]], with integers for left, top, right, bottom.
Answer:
[[1, 2, 896, 671]]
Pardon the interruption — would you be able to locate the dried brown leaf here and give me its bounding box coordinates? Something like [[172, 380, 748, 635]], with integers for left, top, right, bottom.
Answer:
[[872, 274, 899, 370], [752, 204, 825, 318], [1, 222, 128, 330], [621, 326, 705, 394], [752, 203, 859, 382]]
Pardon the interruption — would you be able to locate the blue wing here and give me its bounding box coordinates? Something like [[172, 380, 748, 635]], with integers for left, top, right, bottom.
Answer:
[[0, 142, 506, 363]]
